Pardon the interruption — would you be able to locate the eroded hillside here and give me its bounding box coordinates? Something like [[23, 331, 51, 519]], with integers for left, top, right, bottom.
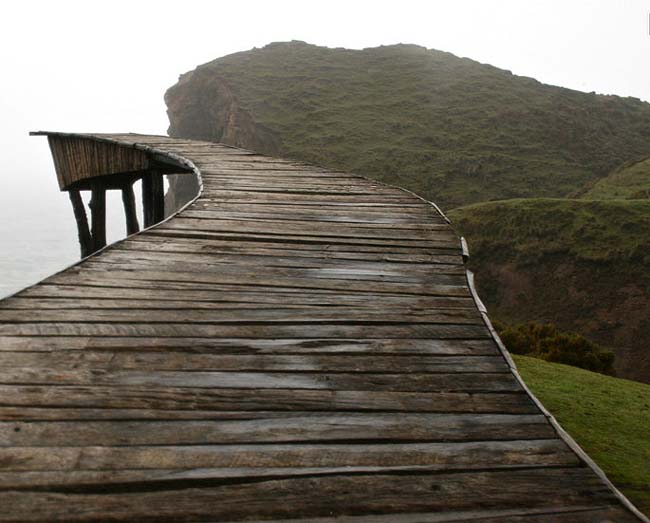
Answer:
[[449, 199, 650, 382]]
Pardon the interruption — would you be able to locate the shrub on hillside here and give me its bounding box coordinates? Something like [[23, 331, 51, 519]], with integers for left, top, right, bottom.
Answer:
[[494, 321, 615, 375]]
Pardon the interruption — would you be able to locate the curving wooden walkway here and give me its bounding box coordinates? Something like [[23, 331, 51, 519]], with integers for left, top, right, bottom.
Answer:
[[0, 133, 645, 522]]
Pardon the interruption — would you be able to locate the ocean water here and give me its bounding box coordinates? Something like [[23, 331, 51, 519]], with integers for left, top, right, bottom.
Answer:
[[0, 182, 141, 299]]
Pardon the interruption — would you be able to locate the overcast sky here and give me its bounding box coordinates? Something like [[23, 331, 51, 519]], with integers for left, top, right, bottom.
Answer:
[[1, 0, 649, 295]]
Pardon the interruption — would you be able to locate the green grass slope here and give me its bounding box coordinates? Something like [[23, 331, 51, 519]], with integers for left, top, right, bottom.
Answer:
[[514, 354, 650, 516], [165, 41, 650, 209], [584, 157, 650, 200], [449, 198, 650, 382]]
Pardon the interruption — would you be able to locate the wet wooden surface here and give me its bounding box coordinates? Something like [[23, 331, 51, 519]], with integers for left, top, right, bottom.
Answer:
[[0, 133, 642, 521]]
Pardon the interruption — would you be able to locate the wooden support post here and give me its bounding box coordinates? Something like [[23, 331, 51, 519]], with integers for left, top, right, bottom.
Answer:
[[152, 174, 165, 225], [89, 185, 106, 252], [121, 182, 140, 235], [68, 189, 93, 258], [142, 176, 153, 228], [142, 170, 165, 227]]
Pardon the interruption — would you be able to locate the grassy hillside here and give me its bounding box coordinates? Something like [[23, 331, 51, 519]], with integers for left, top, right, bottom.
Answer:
[[449, 199, 650, 382], [165, 41, 650, 209], [584, 156, 650, 199], [449, 198, 650, 264], [514, 354, 650, 516]]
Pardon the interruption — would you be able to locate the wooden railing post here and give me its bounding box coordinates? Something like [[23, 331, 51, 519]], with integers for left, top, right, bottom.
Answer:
[[68, 189, 93, 258], [121, 182, 140, 235], [89, 185, 106, 252], [142, 170, 164, 228]]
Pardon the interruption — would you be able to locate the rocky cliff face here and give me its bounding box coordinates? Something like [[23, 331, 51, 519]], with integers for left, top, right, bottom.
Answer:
[[164, 173, 200, 217], [166, 71, 279, 154]]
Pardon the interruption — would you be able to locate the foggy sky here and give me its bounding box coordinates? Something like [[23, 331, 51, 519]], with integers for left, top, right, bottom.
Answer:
[[1, 0, 649, 295]]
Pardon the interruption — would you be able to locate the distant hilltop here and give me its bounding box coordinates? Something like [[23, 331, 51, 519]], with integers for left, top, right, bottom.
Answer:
[[165, 41, 650, 209]]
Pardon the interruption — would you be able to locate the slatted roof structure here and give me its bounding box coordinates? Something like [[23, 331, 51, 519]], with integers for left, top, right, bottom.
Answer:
[[0, 132, 646, 522]]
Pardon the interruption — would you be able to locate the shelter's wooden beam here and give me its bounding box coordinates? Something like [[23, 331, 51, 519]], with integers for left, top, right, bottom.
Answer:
[[121, 183, 140, 236], [68, 172, 143, 192], [67, 190, 92, 258], [89, 185, 106, 252], [142, 171, 164, 228]]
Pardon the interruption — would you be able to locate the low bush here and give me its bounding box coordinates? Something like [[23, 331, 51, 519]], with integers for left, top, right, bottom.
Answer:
[[494, 321, 615, 375]]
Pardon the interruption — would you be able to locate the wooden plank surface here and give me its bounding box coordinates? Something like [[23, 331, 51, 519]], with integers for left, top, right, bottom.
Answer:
[[1, 132, 643, 522]]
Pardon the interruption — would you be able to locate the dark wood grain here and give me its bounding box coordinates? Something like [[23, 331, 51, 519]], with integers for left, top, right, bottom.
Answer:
[[8, 132, 642, 522], [0, 469, 632, 522]]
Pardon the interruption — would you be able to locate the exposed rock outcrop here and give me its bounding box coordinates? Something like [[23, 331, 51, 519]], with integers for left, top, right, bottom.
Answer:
[[164, 173, 200, 217], [166, 72, 279, 154]]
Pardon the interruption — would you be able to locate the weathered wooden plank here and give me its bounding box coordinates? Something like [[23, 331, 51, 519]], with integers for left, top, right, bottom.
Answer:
[[199, 175, 398, 187], [0, 413, 553, 445], [181, 209, 447, 227], [196, 169, 354, 179], [7, 291, 476, 311], [75, 259, 469, 286], [48, 268, 472, 297], [119, 236, 463, 261], [0, 468, 623, 522], [199, 191, 419, 204], [0, 407, 280, 421], [159, 217, 459, 243], [189, 200, 440, 216], [201, 161, 346, 171], [200, 186, 415, 198], [94, 249, 466, 273], [198, 181, 395, 192], [25, 278, 443, 297], [0, 369, 519, 392], [214, 507, 641, 523], [145, 229, 460, 251], [94, 266, 468, 287], [0, 352, 508, 373], [3, 466, 609, 493], [132, 233, 462, 256], [0, 307, 484, 325], [195, 197, 430, 208], [0, 322, 491, 339], [0, 385, 537, 413], [0, 440, 577, 472], [0, 336, 498, 355]]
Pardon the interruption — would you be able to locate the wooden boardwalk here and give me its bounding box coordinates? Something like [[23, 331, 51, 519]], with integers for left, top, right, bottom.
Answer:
[[0, 133, 645, 522]]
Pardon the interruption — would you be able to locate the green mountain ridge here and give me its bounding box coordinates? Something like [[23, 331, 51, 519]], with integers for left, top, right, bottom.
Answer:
[[166, 41, 650, 209], [584, 156, 650, 199]]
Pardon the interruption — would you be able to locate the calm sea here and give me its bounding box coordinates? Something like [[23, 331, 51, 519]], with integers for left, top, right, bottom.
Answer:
[[0, 188, 136, 299]]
